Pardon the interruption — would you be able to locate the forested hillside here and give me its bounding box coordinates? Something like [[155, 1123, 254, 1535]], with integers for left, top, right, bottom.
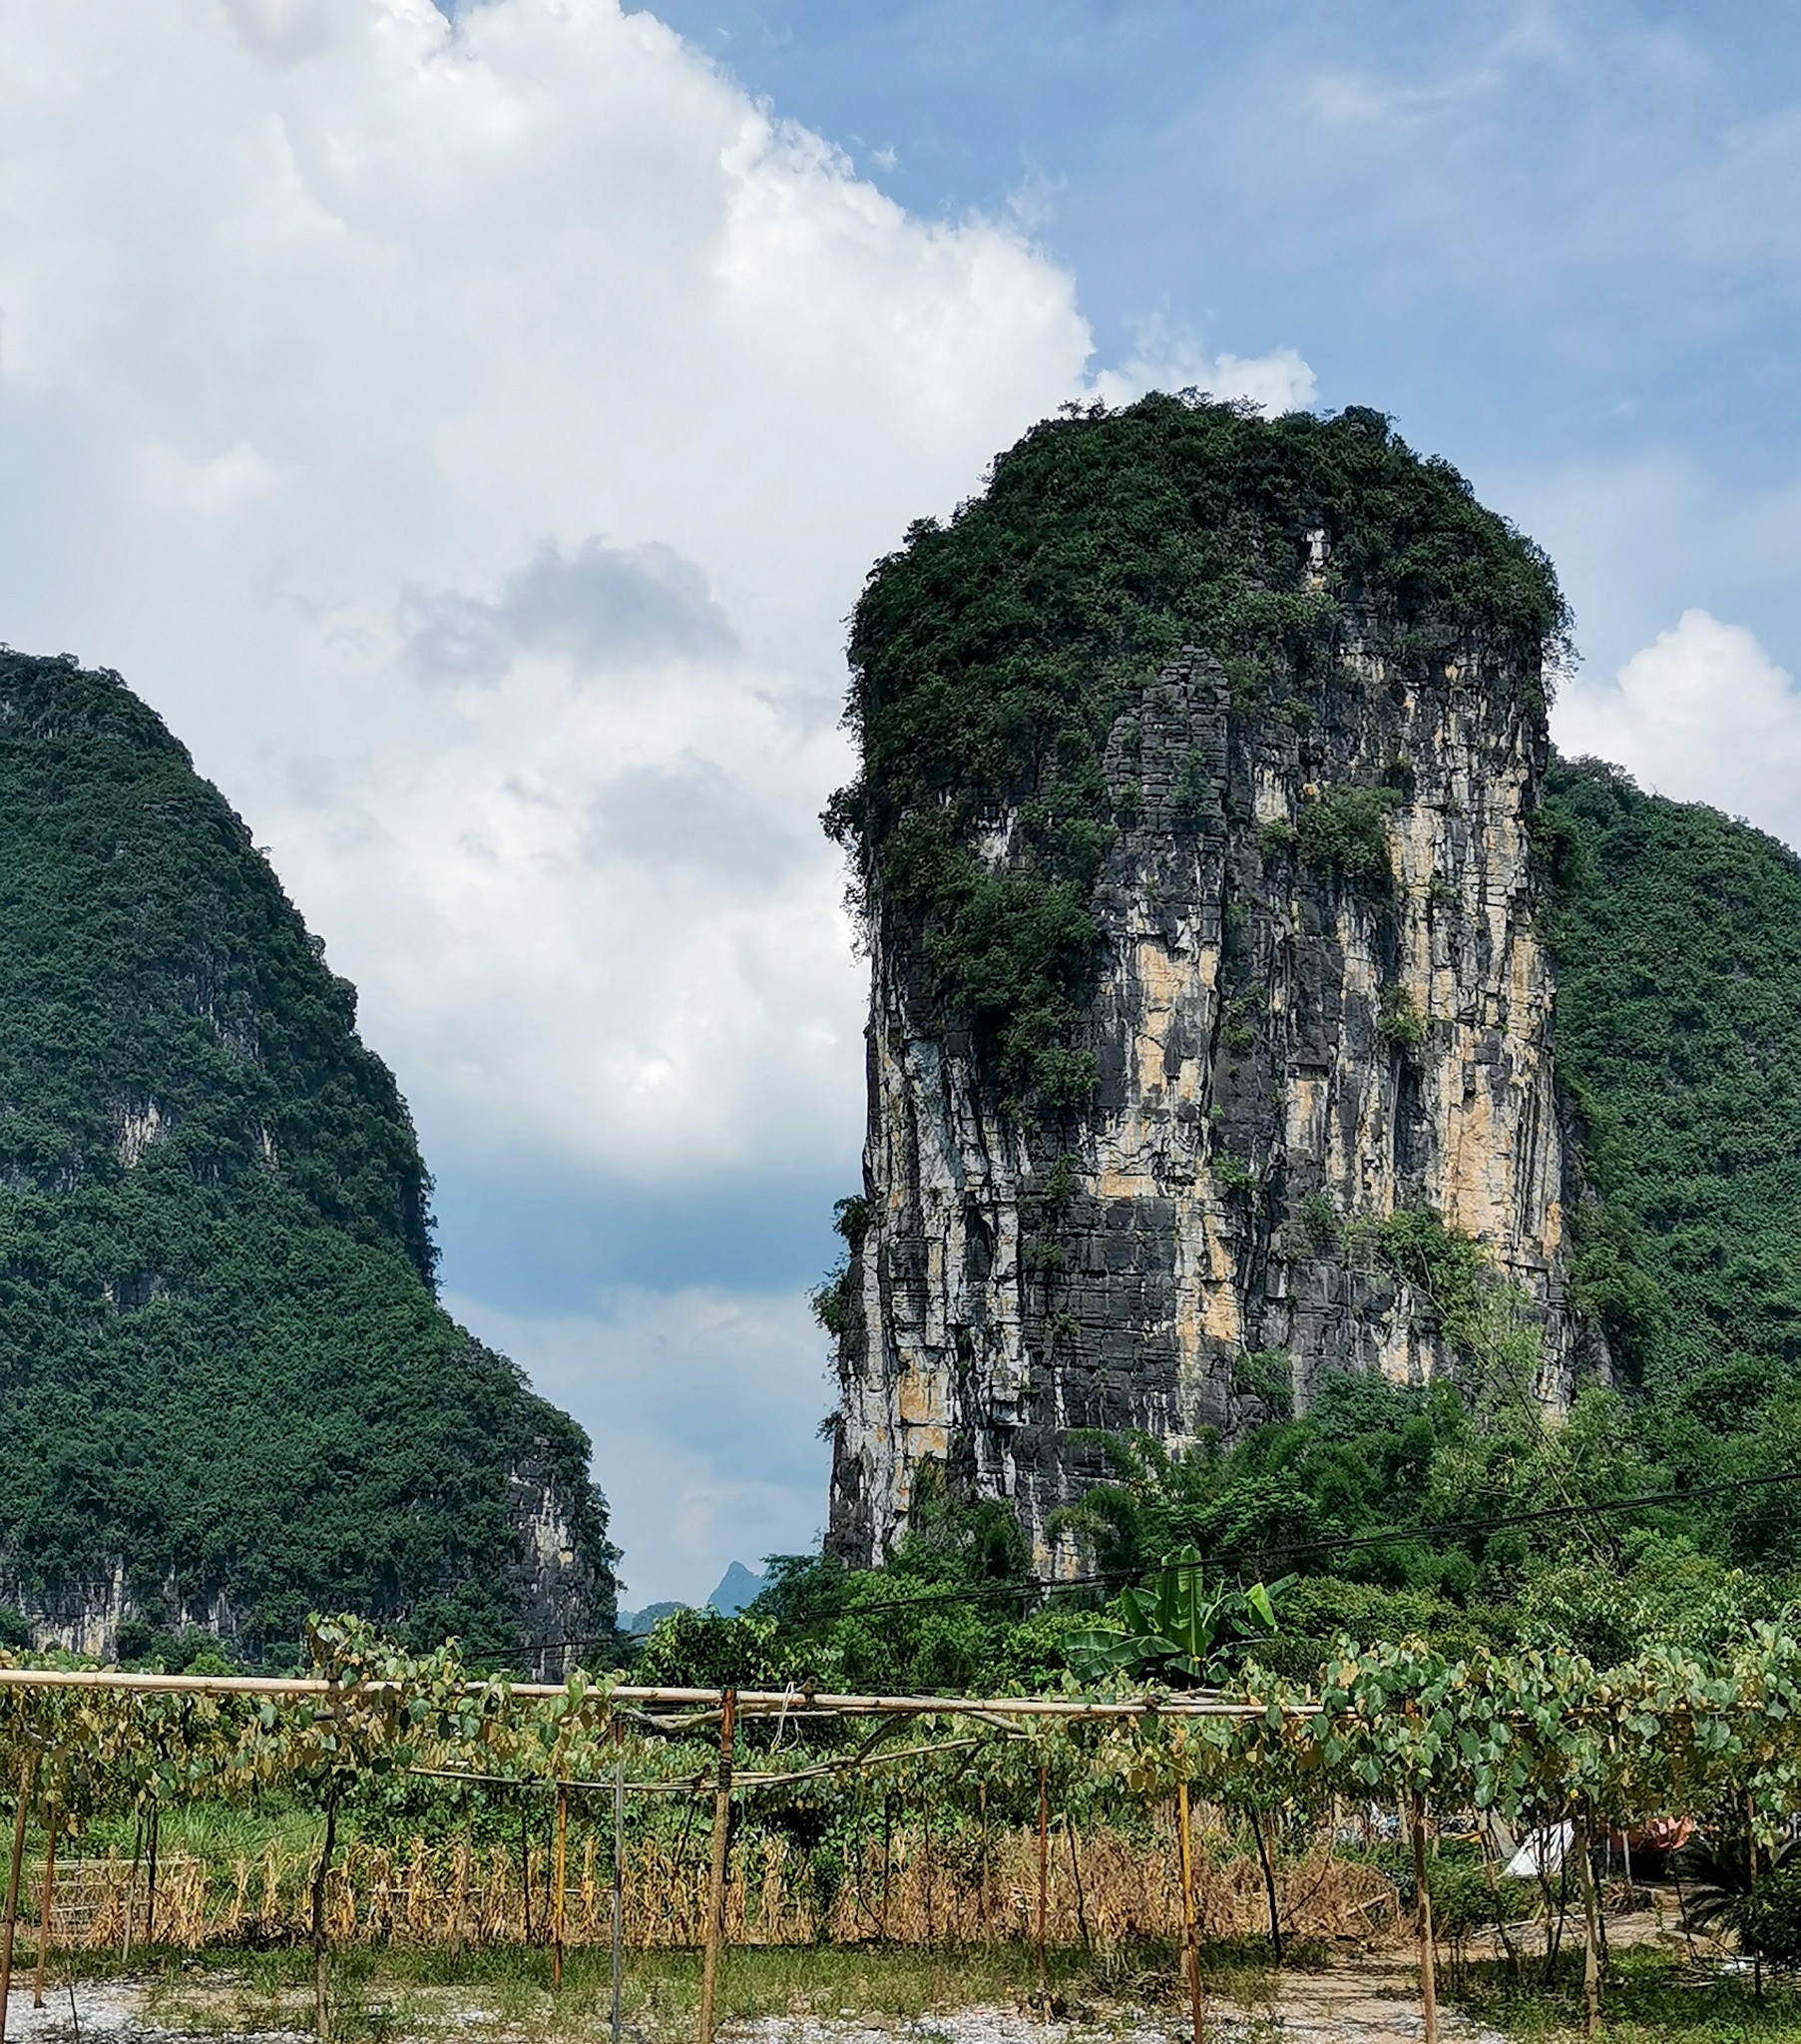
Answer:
[[1546, 755, 1801, 1396], [0, 650, 617, 1667]]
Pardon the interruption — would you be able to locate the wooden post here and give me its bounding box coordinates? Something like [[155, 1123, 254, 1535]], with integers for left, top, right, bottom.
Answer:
[[1746, 1790, 1763, 2001], [922, 1801, 934, 1946], [1411, 1793, 1437, 2044], [611, 1727, 626, 2044], [978, 1783, 992, 1947], [553, 1786, 569, 1993], [311, 1788, 339, 2044], [695, 1689, 736, 2044], [1035, 1762, 1050, 2008], [1574, 1810, 1601, 2042], [1176, 1782, 1205, 2044], [0, 1753, 35, 2044], [32, 1820, 56, 2008]]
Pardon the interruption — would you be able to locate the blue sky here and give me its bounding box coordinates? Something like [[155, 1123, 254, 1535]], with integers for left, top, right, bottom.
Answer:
[[8, 0, 1801, 1605], [643, 0, 1801, 669]]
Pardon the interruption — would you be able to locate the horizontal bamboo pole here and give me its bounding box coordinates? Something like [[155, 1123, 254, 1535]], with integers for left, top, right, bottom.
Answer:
[[0, 1671, 1294, 1718], [408, 1735, 998, 1797], [616, 1689, 1289, 1719]]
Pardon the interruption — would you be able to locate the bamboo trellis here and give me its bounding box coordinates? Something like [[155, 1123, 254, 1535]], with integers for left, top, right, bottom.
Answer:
[[0, 1668, 1625, 2044]]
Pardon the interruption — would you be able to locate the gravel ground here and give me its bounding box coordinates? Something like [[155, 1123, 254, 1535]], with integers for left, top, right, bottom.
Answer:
[[3, 1976, 305, 2042], [2, 1975, 1509, 2044]]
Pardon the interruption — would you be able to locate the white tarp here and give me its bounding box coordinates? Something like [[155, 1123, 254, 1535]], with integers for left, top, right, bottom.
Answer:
[[1505, 1823, 1574, 1878]]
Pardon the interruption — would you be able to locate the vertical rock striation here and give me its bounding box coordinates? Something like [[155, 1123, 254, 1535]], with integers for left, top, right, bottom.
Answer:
[[825, 398, 1593, 1566]]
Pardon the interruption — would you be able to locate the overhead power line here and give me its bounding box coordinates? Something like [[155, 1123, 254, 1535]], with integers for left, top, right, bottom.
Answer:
[[520, 1461, 1801, 1663]]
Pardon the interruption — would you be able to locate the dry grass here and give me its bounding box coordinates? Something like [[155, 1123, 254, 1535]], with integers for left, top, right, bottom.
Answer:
[[29, 1815, 1398, 1957]]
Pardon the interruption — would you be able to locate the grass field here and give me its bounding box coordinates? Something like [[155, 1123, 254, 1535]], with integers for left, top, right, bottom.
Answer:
[[1455, 1947, 1801, 2042]]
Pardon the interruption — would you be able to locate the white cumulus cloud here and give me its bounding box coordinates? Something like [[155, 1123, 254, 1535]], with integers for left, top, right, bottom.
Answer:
[[1089, 314, 1318, 415], [0, 0, 1316, 1591], [0, 0, 1107, 1182], [1556, 607, 1801, 839]]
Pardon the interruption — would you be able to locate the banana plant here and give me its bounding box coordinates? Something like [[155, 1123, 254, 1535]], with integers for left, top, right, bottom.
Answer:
[[1064, 1544, 1289, 1688]]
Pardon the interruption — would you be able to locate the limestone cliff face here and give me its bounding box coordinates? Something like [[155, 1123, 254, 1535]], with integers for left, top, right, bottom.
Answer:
[[829, 608, 1586, 1565]]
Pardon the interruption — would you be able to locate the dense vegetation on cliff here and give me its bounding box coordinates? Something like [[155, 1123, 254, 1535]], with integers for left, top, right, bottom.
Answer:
[[740, 399, 1801, 1696], [0, 650, 616, 1664], [746, 755, 1801, 1693], [828, 392, 1566, 1104], [1545, 755, 1801, 1396]]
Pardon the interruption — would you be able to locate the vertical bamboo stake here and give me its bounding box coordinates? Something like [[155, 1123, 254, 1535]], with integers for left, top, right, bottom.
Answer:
[[1746, 1790, 1763, 2001], [922, 1803, 934, 1946], [32, 1820, 56, 2007], [0, 1753, 35, 2044], [695, 1689, 736, 2044], [1480, 1828, 1521, 1984], [145, 1805, 161, 1948], [1176, 1783, 1205, 2044], [1064, 1816, 1091, 1954], [1249, 1809, 1284, 1964], [1035, 1763, 1050, 2008], [520, 1804, 533, 1944], [552, 1787, 569, 1993], [1411, 1793, 1437, 2044], [611, 1727, 625, 2044], [122, 1815, 142, 1961], [1574, 1810, 1601, 2042], [978, 1785, 992, 1947]]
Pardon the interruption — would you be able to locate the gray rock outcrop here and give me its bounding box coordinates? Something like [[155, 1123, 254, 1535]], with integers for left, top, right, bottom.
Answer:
[[829, 613, 1587, 1565]]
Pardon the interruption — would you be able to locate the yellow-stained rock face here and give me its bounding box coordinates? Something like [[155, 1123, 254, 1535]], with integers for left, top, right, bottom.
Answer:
[[828, 644, 1591, 1567]]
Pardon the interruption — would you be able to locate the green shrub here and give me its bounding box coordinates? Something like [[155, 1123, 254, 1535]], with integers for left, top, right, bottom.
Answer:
[[1422, 1855, 1531, 1942], [1256, 816, 1297, 861], [1170, 753, 1216, 830], [809, 1263, 855, 1337], [1297, 785, 1399, 883], [1734, 1863, 1801, 1967], [1231, 1348, 1294, 1419], [1301, 1190, 1339, 1249], [1224, 992, 1261, 1055], [1377, 985, 1427, 1048]]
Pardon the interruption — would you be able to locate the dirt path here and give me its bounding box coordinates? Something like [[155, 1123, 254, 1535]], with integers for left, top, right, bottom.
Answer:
[[1258, 1964, 1509, 2042]]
